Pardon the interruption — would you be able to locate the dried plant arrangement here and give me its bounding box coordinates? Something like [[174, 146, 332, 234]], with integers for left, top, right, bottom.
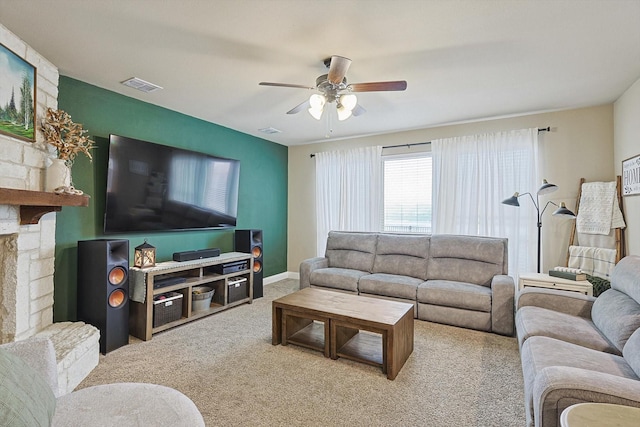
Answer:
[[41, 108, 94, 165]]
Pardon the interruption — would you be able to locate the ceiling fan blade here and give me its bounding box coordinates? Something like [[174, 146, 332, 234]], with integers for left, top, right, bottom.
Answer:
[[327, 55, 352, 84], [348, 81, 407, 92], [259, 82, 316, 90], [286, 100, 309, 115], [352, 104, 366, 117]]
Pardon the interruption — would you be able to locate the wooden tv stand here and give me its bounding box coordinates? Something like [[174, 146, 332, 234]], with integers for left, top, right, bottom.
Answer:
[[129, 252, 253, 340]]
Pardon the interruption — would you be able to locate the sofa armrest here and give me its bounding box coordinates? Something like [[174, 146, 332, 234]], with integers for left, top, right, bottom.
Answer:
[[516, 287, 595, 318], [299, 257, 329, 288], [491, 274, 515, 336], [533, 366, 640, 427], [0, 337, 60, 397]]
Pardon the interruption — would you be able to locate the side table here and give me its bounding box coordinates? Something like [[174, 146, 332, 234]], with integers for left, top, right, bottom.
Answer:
[[561, 403, 640, 427], [519, 272, 593, 296]]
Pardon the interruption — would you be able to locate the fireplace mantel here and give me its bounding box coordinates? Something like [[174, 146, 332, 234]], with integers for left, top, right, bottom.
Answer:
[[0, 187, 89, 224]]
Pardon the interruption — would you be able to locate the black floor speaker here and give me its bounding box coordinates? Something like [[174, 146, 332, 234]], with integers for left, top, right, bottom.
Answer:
[[235, 229, 263, 299], [77, 239, 130, 354]]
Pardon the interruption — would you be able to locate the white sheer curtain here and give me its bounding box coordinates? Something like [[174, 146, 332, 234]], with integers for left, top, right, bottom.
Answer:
[[315, 146, 383, 256], [431, 128, 539, 278]]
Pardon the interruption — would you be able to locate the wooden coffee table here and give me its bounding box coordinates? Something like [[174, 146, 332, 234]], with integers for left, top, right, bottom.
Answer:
[[272, 287, 414, 380]]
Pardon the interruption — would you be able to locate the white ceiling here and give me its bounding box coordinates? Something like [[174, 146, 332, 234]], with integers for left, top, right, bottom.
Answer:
[[1, 0, 639, 147]]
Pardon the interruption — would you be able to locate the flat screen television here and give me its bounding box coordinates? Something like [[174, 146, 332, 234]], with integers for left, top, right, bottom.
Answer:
[[104, 134, 240, 233]]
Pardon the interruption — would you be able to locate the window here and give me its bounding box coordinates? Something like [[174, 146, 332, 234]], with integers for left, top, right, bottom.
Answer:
[[382, 153, 433, 233]]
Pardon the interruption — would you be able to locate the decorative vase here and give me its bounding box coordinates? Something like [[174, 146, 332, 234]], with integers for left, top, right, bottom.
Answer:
[[45, 158, 71, 192]]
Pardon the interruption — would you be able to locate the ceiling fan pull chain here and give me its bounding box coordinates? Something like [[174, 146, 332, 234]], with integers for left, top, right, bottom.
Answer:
[[325, 106, 333, 138]]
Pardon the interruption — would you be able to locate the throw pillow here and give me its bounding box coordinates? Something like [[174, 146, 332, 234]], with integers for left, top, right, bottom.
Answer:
[[0, 347, 56, 426]]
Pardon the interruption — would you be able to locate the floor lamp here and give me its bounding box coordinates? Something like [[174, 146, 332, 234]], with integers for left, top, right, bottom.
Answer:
[[502, 179, 576, 273]]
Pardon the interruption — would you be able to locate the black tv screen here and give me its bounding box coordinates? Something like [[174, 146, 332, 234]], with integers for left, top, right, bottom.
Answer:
[[104, 134, 240, 233]]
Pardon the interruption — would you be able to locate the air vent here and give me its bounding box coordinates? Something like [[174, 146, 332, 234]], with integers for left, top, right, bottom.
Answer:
[[258, 127, 282, 134], [121, 77, 163, 93]]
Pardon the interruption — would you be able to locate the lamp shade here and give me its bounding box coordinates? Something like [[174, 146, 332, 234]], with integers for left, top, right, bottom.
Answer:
[[308, 107, 323, 120], [308, 94, 325, 120], [309, 94, 326, 109], [552, 202, 576, 218], [336, 105, 352, 121], [340, 94, 357, 111], [537, 179, 558, 195], [501, 192, 520, 207]]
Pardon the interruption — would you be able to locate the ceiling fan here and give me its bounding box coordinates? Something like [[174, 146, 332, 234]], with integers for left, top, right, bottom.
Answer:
[[259, 55, 407, 121]]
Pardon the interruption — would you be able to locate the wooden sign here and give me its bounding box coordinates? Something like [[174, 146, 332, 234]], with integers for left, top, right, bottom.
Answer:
[[622, 154, 640, 196]]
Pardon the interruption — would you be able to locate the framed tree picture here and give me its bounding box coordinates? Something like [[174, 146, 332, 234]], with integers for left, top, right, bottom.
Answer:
[[0, 43, 37, 142]]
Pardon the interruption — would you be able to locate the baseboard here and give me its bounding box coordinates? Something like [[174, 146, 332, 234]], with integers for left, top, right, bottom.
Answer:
[[264, 271, 299, 286]]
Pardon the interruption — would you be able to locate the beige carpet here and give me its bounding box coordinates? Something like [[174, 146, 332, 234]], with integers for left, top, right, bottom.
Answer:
[[78, 279, 526, 426]]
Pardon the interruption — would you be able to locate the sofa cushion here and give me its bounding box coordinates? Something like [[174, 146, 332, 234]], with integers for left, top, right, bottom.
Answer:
[[417, 303, 491, 331], [53, 383, 205, 427], [417, 280, 492, 312], [372, 233, 430, 280], [358, 273, 422, 300], [427, 235, 506, 286], [310, 268, 366, 292], [610, 255, 640, 304], [325, 231, 378, 273], [0, 347, 56, 427], [591, 289, 640, 353], [516, 306, 619, 354], [623, 328, 640, 378], [521, 335, 638, 427], [0, 337, 60, 397]]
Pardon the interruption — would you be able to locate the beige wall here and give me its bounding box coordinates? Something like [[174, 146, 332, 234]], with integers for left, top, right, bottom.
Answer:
[[288, 105, 615, 274], [614, 76, 640, 256]]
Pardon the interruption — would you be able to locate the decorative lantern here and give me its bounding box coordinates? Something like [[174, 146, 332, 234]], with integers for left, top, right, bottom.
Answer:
[[134, 239, 156, 268]]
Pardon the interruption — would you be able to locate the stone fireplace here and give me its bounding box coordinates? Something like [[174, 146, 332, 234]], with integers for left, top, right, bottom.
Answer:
[[0, 219, 55, 342], [0, 23, 99, 394]]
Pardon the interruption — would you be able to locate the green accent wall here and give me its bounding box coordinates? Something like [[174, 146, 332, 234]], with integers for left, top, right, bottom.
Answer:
[[55, 77, 288, 322]]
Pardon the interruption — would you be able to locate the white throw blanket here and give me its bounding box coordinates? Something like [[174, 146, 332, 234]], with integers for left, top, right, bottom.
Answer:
[[576, 181, 626, 235], [568, 245, 617, 279]]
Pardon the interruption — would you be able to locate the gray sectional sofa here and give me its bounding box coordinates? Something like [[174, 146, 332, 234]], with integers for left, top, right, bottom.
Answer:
[[300, 231, 514, 336], [515, 255, 640, 427]]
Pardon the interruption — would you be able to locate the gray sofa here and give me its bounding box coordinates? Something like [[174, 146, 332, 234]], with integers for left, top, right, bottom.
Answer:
[[0, 337, 205, 427], [515, 255, 640, 427], [300, 231, 514, 336]]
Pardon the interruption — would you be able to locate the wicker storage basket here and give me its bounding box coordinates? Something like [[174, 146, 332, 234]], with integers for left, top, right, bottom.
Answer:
[[153, 292, 183, 327]]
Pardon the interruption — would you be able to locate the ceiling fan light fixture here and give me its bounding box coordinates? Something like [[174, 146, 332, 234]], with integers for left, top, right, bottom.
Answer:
[[309, 94, 326, 109], [340, 94, 357, 111], [308, 107, 324, 120], [337, 105, 352, 121], [260, 56, 407, 124], [308, 93, 325, 120], [308, 108, 323, 120]]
